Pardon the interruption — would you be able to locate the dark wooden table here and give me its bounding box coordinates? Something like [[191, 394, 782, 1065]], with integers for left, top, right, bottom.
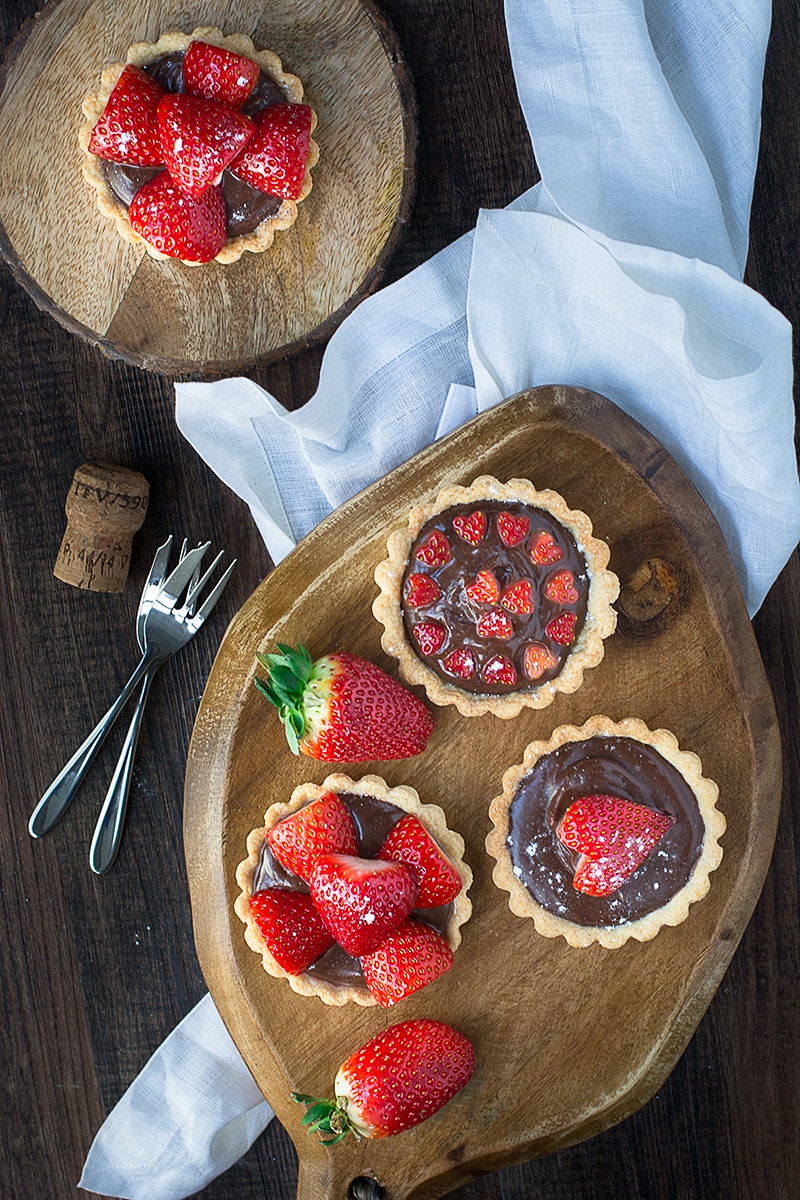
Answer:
[[1, 2, 797, 1198]]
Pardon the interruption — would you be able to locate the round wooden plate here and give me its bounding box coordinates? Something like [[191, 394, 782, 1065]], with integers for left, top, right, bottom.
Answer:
[[184, 387, 781, 1200], [0, 0, 416, 376]]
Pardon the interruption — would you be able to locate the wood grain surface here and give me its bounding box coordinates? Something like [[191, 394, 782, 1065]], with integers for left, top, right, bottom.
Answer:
[[0, 2, 797, 1199]]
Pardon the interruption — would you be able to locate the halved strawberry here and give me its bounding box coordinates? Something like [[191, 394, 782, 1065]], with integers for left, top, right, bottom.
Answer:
[[497, 511, 530, 546], [404, 573, 441, 607], [377, 815, 463, 907], [557, 793, 674, 896], [523, 642, 558, 680], [476, 609, 512, 639], [414, 530, 451, 566], [309, 853, 418, 956], [88, 64, 165, 165], [230, 103, 313, 200], [266, 793, 358, 881], [413, 621, 447, 656], [157, 93, 254, 197], [500, 579, 533, 614], [544, 569, 579, 604], [465, 570, 499, 605], [441, 647, 476, 679], [361, 919, 454, 1007], [482, 655, 517, 686], [128, 173, 227, 262], [249, 888, 334, 974], [183, 39, 260, 108], [529, 530, 564, 565], [545, 611, 577, 645], [452, 511, 486, 545]]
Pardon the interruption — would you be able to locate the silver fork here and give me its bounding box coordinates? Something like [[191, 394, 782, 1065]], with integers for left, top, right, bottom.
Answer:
[[28, 542, 234, 841]]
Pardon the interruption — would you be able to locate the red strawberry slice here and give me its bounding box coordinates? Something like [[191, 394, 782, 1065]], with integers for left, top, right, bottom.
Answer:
[[404, 573, 441, 607], [476, 609, 513, 639], [88, 64, 165, 165], [254, 644, 434, 761], [545, 611, 577, 645], [482, 654, 517, 686], [361, 919, 454, 1007], [266, 792, 358, 881], [544, 569, 579, 604], [465, 570, 499, 605], [230, 103, 313, 200], [157, 93, 254, 197], [293, 1019, 475, 1141], [414, 530, 451, 566], [128, 173, 227, 262], [183, 39, 260, 108], [497, 511, 530, 546], [309, 853, 418, 956], [529, 530, 564, 565], [452, 510, 486, 545], [500, 579, 534, 614], [441, 647, 476, 679], [523, 642, 558, 680], [377, 815, 463, 907], [413, 620, 447, 656], [557, 794, 674, 896], [249, 888, 334, 974]]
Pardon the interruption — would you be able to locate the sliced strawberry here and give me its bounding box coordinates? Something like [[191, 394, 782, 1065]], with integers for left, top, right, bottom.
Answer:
[[497, 511, 530, 546], [413, 620, 447, 656], [157, 93, 254, 197], [266, 793, 358, 881], [545, 611, 577, 645], [404, 573, 441, 608], [309, 853, 418, 956], [452, 510, 486, 545], [441, 647, 476, 679], [557, 794, 674, 896], [500, 579, 533, 614], [183, 39, 260, 108], [529, 530, 564, 565], [523, 642, 558, 680], [476, 609, 512, 639], [361, 919, 454, 1007], [88, 64, 165, 165], [482, 655, 517, 686], [230, 103, 313, 200], [414, 530, 451, 566], [128, 173, 227, 262], [377, 815, 463, 907], [544, 569, 579, 604], [249, 888, 334, 974], [465, 570, 499, 605]]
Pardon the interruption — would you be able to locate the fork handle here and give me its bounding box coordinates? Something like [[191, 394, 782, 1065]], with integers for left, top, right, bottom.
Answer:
[[89, 665, 160, 875], [28, 651, 159, 838]]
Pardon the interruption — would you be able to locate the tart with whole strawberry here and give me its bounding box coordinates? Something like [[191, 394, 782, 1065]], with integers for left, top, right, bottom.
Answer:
[[485, 716, 725, 948], [235, 773, 472, 1005], [373, 475, 619, 717], [79, 26, 318, 265]]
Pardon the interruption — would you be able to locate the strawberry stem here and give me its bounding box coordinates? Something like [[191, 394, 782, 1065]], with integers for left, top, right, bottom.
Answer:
[[254, 643, 315, 755], [291, 1092, 359, 1145]]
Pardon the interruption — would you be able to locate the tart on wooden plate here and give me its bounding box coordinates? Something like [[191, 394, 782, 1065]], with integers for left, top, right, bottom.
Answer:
[[373, 475, 619, 717], [485, 716, 726, 949]]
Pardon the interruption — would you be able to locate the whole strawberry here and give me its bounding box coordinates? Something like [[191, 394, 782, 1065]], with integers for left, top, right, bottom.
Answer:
[[254, 643, 434, 761], [309, 853, 418, 956], [293, 1019, 474, 1141]]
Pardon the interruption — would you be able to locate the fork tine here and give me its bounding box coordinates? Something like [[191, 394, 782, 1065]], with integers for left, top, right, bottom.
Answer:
[[191, 559, 237, 625], [185, 549, 225, 609], [142, 536, 173, 598], [156, 542, 210, 606]]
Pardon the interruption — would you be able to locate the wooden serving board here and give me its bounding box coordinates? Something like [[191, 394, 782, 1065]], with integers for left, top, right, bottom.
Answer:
[[0, 0, 415, 376], [184, 386, 781, 1200]]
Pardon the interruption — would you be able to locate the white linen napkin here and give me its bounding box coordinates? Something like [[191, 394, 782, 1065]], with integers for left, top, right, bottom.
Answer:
[[80, 1, 800, 1196]]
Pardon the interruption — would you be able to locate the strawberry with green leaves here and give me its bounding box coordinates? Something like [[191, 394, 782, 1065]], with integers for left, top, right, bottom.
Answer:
[[254, 643, 434, 761], [293, 1019, 474, 1141], [309, 852, 418, 956], [557, 793, 674, 896]]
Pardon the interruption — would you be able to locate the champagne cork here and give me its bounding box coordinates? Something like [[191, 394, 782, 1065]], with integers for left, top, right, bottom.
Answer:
[[53, 463, 150, 592]]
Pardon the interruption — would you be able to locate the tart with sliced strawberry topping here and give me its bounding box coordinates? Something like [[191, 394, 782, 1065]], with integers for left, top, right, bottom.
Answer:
[[485, 716, 725, 948], [80, 26, 318, 264], [374, 475, 619, 717], [235, 774, 472, 1005]]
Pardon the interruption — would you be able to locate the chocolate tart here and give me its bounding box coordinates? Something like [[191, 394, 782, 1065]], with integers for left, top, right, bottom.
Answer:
[[79, 26, 319, 265], [373, 475, 619, 717], [485, 716, 725, 948], [235, 773, 473, 1005]]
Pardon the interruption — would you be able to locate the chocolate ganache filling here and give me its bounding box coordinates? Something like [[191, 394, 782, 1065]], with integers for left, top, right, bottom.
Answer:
[[101, 52, 286, 237], [508, 736, 705, 926], [402, 500, 590, 695], [253, 793, 453, 987]]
